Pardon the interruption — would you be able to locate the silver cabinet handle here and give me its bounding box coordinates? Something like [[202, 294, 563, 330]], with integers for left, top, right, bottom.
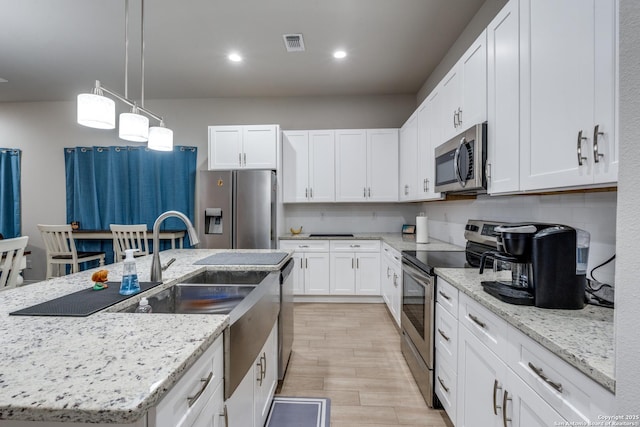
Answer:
[[393, 273, 398, 287], [404, 184, 409, 195], [261, 352, 267, 380], [453, 110, 458, 127], [305, 188, 308, 198], [502, 390, 511, 427], [310, 188, 313, 198], [243, 153, 247, 165], [493, 379, 502, 415], [238, 153, 242, 166], [350, 244, 361, 248], [577, 130, 587, 166], [187, 371, 213, 407], [593, 124, 604, 163], [256, 358, 263, 386], [368, 187, 371, 198], [437, 328, 450, 341], [363, 187, 367, 198], [437, 376, 450, 393], [457, 107, 463, 127], [528, 362, 563, 393], [425, 179, 429, 192], [468, 313, 486, 329], [486, 163, 491, 181], [298, 245, 309, 248], [305, 258, 308, 268], [386, 266, 391, 278], [352, 258, 355, 269], [438, 291, 451, 301]]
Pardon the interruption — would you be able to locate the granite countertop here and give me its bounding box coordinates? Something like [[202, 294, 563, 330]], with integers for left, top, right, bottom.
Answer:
[[0, 248, 292, 424], [280, 232, 464, 252], [435, 268, 615, 393]]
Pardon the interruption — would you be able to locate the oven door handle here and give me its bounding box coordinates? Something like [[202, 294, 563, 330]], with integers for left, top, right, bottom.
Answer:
[[402, 261, 433, 286], [454, 136, 468, 188]]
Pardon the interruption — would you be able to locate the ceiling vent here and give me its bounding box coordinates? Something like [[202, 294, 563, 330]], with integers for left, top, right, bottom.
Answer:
[[283, 34, 305, 52]]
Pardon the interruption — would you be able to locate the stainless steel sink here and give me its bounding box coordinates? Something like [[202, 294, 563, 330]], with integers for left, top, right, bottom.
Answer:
[[180, 270, 269, 285]]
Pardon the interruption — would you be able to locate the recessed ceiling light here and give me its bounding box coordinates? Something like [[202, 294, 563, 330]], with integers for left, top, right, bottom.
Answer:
[[333, 50, 347, 59], [228, 53, 243, 62]]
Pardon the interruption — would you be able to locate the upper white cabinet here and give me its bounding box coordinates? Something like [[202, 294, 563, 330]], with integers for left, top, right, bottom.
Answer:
[[519, 0, 618, 191], [486, 0, 521, 194], [417, 89, 444, 201], [399, 113, 418, 201], [335, 129, 398, 202], [208, 125, 278, 170], [440, 30, 488, 143], [282, 130, 335, 203]]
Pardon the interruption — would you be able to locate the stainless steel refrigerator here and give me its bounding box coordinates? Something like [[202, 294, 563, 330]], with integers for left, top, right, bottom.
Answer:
[[198, 170, 277, 249]]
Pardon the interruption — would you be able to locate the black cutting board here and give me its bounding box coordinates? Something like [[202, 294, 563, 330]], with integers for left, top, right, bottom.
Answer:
[[9, 281, 162, 317]]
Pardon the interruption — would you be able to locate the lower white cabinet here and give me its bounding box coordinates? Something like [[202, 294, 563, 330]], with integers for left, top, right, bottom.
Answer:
[[151, 335, 225, 427], [280, 240, 330, 295], [380, 243, 402, 327], [330, 240, 380, 296], [226, 321, 278, 427]]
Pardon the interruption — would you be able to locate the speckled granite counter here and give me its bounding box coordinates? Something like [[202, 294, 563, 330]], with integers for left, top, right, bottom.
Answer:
[[279, 232, 464, 252], [435, 268, 615, 393], [0, 248, 292, 424]]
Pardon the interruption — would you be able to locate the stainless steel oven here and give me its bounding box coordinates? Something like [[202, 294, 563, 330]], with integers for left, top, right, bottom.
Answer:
[[401, 256, 436, 407], [434, 122, 487, 194]]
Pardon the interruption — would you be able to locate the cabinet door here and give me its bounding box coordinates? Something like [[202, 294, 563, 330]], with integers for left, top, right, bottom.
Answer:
[[460, 29, 487, 129], [224, 358, 254, 427], [208, 126, 243, 170], [254, 324, 278, 427], [520, 0, 596, 190], [486, 0, 520, 194], [282, 131, 310, 203], [507, 369, 567, 427], [399, 114, 418, 201], [380, 253, 392, 306], [309, 130, 336, 202], [355, 252, 380, 295], [457, 323, 506, 427], [440, 67, 462, 142], [305, 252, 330, 294], [367, 129, 399, 201], [242, 125, 277, 169], [191, 383, 224, 427], [390, 265, 402, 327], [291, 253, 305, 295], [330, 252, 356, 294], [335, 130, 368, 201], [417, 90, 443, 200]]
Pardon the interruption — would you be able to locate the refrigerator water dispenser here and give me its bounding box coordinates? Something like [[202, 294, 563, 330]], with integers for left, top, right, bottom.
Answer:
[[205, 208, 223, 234]]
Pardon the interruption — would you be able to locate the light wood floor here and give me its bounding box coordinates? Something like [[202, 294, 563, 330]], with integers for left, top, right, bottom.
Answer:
[[277, 303, 454, 427]]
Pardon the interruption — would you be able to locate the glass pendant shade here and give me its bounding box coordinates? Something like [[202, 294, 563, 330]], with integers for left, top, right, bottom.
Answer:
[[119, 112, 149, 142], [148, 125, 174, 151], [77, 93, 116, 129]]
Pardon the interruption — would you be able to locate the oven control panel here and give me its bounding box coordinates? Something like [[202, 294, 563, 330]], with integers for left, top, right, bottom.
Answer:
[[464, 219, 509, 247]]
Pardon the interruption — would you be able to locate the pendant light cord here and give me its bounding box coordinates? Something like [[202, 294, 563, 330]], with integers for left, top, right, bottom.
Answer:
[[124, 0, 129, 99], [140, 0, 145, 108]]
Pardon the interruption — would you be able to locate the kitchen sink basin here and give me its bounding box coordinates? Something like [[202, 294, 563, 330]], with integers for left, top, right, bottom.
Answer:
[[180, 270, 269, 285], [120, 283, 257, 314]]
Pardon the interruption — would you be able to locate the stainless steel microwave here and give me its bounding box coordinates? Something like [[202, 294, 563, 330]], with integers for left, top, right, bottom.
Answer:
[[434, 122, 487, 194]]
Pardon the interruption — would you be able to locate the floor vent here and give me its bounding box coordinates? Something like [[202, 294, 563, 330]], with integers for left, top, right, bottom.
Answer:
[[283, 34, 305, 52]]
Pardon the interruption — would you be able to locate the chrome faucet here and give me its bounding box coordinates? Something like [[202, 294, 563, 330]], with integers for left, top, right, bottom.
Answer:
[[150, 210, 200, 282]]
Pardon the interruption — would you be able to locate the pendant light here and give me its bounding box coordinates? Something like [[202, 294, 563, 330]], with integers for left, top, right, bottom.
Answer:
[[76, 0, 173, 150]]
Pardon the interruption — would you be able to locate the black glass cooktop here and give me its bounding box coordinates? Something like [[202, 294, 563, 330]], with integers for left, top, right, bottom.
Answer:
[[402, 250, 470, 273]]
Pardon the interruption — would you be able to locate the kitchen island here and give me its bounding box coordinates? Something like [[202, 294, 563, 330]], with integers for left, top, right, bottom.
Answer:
[[0, 249, 291, 425]]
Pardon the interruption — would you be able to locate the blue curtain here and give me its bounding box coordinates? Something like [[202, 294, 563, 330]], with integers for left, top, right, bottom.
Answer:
[[64, 146, 197, 264], [0, 149, 21, 239]]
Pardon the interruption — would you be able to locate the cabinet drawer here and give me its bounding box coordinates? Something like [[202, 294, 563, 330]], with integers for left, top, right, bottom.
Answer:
[[435, 349, 457, 426], [506, 326, 614, 423], [435, 302, 458, 364], [152, 335, 224, 427], [330, 239, 380, 252], [436, 277, 459, 318], [280, 240, 330, 252], [458, 293, 507, 356]]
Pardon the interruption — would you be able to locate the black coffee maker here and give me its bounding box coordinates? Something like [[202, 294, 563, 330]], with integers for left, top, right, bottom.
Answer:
[[479, 223, 588, 309]]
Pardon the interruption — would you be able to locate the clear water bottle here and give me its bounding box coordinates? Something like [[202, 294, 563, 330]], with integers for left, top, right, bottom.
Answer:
[[119, 249, 140, 295], [134, 297, 153, 313]]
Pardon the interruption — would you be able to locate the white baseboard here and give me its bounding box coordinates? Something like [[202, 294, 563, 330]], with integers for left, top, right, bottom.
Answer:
[[293, 295, 384, 304]]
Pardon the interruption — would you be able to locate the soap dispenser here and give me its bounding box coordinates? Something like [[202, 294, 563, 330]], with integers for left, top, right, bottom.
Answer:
[[119, 249, 140, 295]]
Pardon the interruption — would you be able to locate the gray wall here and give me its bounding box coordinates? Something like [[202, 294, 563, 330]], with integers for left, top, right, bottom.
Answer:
[[0, 94, 415, 280], [615, 0, 640, 413]]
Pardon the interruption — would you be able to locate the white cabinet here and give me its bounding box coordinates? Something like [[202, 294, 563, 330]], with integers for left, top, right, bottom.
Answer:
[[282, 130, 335, 203], [208, 125, 278, 170], [440, 30, 488, 143], [330, 240, 380, 296], [486, 0, 521, 194], [151, 335, 224, 427], [380, 243, 402, 327], [435, 278, 459, 423], [399, 113, 418, 201], [519, 0, 618, 191], [335, 129, 398, 202], [416, 89, 443, 201], [279, 240, 330, 295], [226, 321, 278, 427]]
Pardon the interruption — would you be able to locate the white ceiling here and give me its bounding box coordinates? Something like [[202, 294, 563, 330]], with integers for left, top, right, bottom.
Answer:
[[0, 0, 485, 103]]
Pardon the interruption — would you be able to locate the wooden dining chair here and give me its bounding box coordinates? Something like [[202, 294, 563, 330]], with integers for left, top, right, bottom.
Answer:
[[110, 224, 150, 262], [0, 236, 28, 289], [38, 224, 105, 279]]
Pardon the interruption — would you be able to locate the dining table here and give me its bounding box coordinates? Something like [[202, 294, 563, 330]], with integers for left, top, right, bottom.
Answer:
[[72, 229, 187, 249]]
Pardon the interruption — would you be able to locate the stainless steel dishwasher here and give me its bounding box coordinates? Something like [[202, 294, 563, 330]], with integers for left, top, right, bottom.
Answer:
[[278, 258, 294, 382]]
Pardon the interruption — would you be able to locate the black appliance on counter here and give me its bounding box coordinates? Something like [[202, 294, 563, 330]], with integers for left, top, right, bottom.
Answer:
[[479, 223, 589, 309], [400, 219, 505, 408]]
